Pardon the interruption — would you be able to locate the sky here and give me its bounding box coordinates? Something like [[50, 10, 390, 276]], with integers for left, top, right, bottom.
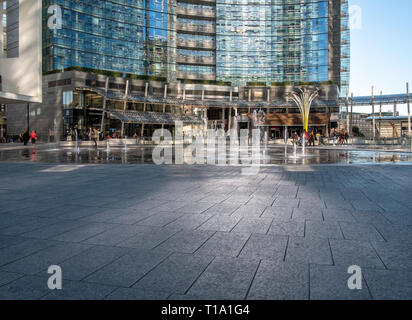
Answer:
[[349, 0, 412, 114]]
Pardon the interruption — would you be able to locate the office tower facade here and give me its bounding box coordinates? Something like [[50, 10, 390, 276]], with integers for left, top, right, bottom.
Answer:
[[0, 0, 42, 102], [7, 0, 349, 141]]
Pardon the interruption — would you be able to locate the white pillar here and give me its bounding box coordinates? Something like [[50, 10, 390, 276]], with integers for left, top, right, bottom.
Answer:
[[121, 80, 130, 138], [346, 89, 349, 133], [407, 82, 411, 136], [100, 77, 109, 132], [379, 91, 382, 138], [371, 86, 375, 141], [141, 83, 148, 138], [350, 93, 354, 138]]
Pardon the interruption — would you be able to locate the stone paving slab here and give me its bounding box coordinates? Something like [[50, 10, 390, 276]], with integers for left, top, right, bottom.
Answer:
[[185, 257, 259, 299], [0, 242, 92, 275], [58, 245, 131, 281], [133, 253, 213, 295], [285, 236, 333, 265], [0, 162, 411, 300], [247, 260, 309, 300], [83, 249, 170, 287]]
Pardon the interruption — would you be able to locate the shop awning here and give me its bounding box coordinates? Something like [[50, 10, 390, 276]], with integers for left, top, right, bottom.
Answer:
[[108, 111, 203, 125]]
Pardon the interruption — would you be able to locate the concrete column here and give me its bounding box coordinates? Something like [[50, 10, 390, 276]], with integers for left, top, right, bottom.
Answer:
[[100, 77, 109, 132], [379, 91, 382, 137], [121, 80, 130, 138], [407, 82, 411, 136], [26, 103, 30, 132], [141, 86, 148, 138], [163, 85, 167, 137], [248, 89, 251, 102], [183, 88, 186, 100], [350, 93, 354, 136], [230, 90, 233, 102], [371, 86, 376, 141], [222, 107, 225, 130], [228, 107, 232, 130], [267, 88, 270, 103], [393, 102, 397, 117], [201, 90, 204, 101], [162, 104, 165, 136], [345, 90, 349, 133]]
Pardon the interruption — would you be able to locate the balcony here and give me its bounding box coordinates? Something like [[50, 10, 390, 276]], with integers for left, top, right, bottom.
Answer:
[[176, 7, 215, 19], [177, 55, 215, 65], [177, 39, 215, 50], [177, 23, 215, 34], [177, 72, 216, 81]]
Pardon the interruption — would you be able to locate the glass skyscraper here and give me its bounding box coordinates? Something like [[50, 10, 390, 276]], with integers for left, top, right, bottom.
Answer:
[[216, 0, 329, 85], [43, 0, 169, 78], [42, 0, 349, 91], [5, 0, 349, 141]]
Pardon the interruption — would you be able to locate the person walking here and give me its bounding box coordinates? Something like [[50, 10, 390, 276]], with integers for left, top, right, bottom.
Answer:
[[30, 130, 37, 144], [92, 128, 99, 148], [344, 130, 349, 145], [308, 131, 315, 147], [22, 131, 30, 146], [339, 130, 345, 145], [292, 132, 299, 145]]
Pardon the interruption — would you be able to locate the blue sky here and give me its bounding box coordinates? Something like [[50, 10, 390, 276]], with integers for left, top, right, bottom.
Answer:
[[159, 3, 406, 97], [349, 0, 411, 111]]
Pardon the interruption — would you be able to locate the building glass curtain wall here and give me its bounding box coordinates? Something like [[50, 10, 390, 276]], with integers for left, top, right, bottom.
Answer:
[[1, 1, 6, 58], [216, 0, 329, 86], [3, 0, 349, 141], [43, 0, 169, 78], [340, 0, 350, 96], [41, 0, 348, 90]]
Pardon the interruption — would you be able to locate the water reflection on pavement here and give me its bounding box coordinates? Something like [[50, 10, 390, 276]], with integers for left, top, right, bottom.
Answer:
[[1, 145, 412, 165]]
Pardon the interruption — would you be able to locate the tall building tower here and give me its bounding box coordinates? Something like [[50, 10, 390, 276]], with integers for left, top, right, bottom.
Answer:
[[6, 0, 349, 141]]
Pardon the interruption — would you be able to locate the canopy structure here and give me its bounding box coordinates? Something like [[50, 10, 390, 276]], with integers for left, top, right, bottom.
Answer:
[[365, 116, 411, 121], [340, 94, 411, 106], [75, 87, 337, 108], [109, 110, 203, 125]]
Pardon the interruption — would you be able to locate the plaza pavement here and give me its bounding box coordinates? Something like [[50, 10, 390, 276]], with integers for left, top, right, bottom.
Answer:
[[0, 162, 411, 300]]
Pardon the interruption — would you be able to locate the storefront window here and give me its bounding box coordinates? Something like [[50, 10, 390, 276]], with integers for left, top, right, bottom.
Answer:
[[62, 91, 73, 109]]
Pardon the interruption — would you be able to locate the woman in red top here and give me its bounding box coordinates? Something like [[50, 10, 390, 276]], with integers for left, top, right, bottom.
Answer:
[[30, 131, 37, 144]]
